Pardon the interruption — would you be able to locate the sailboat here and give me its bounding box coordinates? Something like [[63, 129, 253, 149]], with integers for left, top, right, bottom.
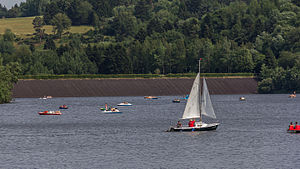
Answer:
[[168, 59, 219, 132]]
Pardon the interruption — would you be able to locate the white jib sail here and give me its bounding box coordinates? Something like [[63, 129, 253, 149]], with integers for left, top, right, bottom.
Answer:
[[201, 78, 216, 119], [182, 73, 200, 119]]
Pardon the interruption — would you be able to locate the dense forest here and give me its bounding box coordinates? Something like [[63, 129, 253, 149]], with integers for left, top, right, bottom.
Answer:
[[0, 0, 300, 103], [0, 60, 20, 103]]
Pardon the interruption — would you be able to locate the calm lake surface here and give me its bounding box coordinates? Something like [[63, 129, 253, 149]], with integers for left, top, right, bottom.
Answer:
[[0, 95, 299, 168]]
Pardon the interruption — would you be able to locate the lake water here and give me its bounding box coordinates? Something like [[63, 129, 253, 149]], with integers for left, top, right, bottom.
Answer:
[[0, 95, 299, 168]]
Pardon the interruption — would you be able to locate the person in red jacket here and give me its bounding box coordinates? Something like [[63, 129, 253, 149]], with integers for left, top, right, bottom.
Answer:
[[188, 119, 195, 127], [188, 119, 193, 127], [295, 122, 300, 130], [289, 122, 294, 130]]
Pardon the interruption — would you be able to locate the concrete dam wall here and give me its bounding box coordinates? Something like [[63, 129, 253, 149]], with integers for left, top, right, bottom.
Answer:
[[12, 78, 258, 98]]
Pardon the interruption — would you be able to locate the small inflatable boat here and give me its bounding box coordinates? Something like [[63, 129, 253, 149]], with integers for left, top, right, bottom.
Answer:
[[172, 99, 180, 103], [39, 111, 62, 115], [287, 125, 300, 133], [117, 102, 132, 106], [59, 105, 68, 109]]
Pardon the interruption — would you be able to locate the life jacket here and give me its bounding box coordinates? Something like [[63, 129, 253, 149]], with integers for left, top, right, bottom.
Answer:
[[295, 125, 300, 130], [289, 125, 295, 130], [189, 121, 195, 127]]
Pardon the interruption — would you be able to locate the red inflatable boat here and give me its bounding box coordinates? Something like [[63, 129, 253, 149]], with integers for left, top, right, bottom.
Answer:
[[39, 111, 62, 115], [287, 125, 300, 133]]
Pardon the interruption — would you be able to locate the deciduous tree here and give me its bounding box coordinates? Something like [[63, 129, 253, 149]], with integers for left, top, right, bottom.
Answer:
[[50, 13, 71, 38], [32, 16, 45, 43]]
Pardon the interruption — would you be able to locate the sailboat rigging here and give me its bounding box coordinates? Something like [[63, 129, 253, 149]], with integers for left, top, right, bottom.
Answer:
[[168, 59, 219, 132]]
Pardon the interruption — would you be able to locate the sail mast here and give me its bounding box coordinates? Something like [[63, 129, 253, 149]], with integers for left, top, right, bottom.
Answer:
[[199, 59, 202, 122]]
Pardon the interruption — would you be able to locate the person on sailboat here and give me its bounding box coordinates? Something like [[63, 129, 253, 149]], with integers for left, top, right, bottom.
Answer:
[[177, 121, 182, 128], [188, 119, 195, 127]]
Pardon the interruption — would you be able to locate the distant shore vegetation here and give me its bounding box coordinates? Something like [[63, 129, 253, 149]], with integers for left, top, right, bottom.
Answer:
[[0, 0, 299, 103], [19, 73, 254, 80]]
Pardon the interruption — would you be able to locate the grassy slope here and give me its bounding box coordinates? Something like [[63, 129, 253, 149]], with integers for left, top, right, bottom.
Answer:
[[0, 16, 93, 35]]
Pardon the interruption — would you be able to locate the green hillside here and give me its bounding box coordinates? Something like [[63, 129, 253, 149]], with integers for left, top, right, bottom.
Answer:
[[0, 0, 300, 98]]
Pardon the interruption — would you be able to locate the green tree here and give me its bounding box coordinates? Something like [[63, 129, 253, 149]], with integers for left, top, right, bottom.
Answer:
[[43, 1, 63, 24], [69, 0, 94, 25], [109, 6, 138, 40], [15, 45, 32, 74], [231, 48, 254, 73], [0, 62, 21, 104], [0, 30, 15, 64], [32, 16, 45, 43], [292, 0, 300, 6], [50, 13, 72, 38], [44, 38, 56, 50], [0, 4, 7, 18], [134, 0, 153, 22], [7, 4, 21, 18], [251, 49, 266, 74], [271, 66, 286, 90], [20, 0, 50, 16], [278, 51, 297, 69], [180, 17, 200, 38], [258, 78, 273, 93], [264, 48, 277, 68], [2, 29, 15, 42], [284, 67, 300, 91]]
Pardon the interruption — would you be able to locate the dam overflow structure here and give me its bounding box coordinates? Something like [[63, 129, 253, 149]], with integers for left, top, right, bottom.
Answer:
[[12, 78, 258, 98]]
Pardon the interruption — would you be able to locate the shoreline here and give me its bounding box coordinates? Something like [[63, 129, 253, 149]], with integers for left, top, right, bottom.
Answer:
[[12, 78, 258, 98]]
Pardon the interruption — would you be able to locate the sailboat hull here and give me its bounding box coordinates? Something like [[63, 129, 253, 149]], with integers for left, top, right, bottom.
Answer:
[[167, 123, 219, 132]]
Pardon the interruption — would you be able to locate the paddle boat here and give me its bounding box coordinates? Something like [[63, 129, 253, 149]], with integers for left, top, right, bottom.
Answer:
[[117, 102, 132, 106], [59, 105, 68, 109], [289, 94, 296, 98], [102, 107, 122, 114], [40, 96, 53, 99], [172, 99, 180, 103], [144, 96, 158, 99], [39, 110, 62, 115], [287, 122, 300, 133], [100, 103, 109, 110], [101, 104, 122, 114], [289, 93, 296, 98], [289, 91, 296, 98]]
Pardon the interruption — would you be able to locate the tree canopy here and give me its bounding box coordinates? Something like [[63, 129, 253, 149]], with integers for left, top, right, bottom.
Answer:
[[0, 0, 300, 94]]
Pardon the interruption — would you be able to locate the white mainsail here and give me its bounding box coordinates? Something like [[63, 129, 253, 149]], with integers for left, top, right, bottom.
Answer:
[[182, 73, 200, 119], [201, 78, 216, 119]]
